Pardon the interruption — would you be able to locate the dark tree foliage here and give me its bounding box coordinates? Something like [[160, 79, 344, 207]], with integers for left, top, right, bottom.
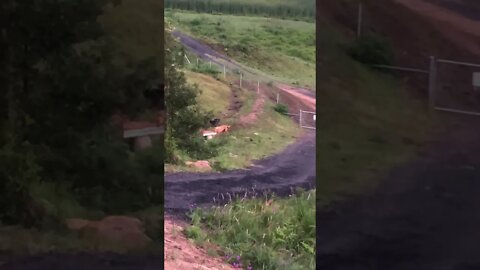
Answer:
[[164, 31, 215, 163], [0, 0, 163, 226]]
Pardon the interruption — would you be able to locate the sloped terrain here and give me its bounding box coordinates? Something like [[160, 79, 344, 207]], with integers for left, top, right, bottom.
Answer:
[[318, 0, 480, 268]]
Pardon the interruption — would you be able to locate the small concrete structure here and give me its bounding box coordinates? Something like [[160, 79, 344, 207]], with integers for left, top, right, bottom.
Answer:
[[202, 130, 217, 140], [122, 120, 165, 151]]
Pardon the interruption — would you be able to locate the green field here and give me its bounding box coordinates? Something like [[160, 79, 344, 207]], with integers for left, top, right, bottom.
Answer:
[[317, 23, 432, 207], [185, 189, 315, 270], [165, 0, 315, 20], [167, 11, 316, 89]]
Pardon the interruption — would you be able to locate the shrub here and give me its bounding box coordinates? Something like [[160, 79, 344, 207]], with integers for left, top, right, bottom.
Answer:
[[273, 104, 289, 115], [347, 33, 394, 66]]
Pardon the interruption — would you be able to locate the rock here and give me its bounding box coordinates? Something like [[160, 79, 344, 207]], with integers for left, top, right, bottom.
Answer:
[[65, 216, 152, 250]]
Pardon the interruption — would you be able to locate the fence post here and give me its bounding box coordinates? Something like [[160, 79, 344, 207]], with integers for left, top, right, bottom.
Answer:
[[257, 81, 260, 94], [240, 73, 243, 88], [276, 92, 279, 104], [299, 109, 302, 127], [428, 56, 437, 111], [196, 58, 199, 67], [184, 54, 191, 65], [357, 1, 363, 38]]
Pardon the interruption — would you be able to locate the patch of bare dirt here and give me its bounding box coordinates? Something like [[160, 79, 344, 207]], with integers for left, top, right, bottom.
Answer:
[[65, 216, 151, 251], [185, 160, 212, 171], [164, 218, 234, 270], [277, 84, 316, 111], [238, 92, 265, 126]]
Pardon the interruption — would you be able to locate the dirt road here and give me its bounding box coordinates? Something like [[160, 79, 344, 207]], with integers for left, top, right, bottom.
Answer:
[[318, 114, 480, 270], [165, 131, 316, 213]]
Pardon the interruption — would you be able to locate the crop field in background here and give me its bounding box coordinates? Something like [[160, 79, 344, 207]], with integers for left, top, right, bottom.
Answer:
[[165, 0, 315, 21]]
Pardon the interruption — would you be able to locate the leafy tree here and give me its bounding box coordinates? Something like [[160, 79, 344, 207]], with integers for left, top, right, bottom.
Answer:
[[165, 31, 214, 162], [0, 0, 164, 225]]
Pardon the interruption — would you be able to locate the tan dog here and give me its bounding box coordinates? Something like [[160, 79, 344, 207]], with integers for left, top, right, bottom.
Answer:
[[214, 125, 231, 134]]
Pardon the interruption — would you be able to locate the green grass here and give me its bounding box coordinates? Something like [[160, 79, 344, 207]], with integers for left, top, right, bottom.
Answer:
[[167, 11, 315, 89], [211, 100, 300, 170], [165, 0, 315, 21], [166, 64, 301, 172], [185, 189, 315, 270], [317, 23, 432, 207], [184, 70, 231, 116]]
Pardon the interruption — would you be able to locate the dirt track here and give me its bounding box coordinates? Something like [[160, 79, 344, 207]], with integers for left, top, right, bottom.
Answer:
[[165, 131, 315, 213]]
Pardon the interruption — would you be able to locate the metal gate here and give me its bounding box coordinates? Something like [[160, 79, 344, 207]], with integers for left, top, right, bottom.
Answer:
[[431, 57, 480, 116], [299, 110, 316, 130]]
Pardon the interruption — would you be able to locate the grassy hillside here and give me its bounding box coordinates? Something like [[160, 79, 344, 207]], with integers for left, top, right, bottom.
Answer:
[[184, 71, 231, 116], [165, 0, 315, 21], [317, 22, 432, 207], [168, 11, 315, 88], [167, 68, 301, 171]]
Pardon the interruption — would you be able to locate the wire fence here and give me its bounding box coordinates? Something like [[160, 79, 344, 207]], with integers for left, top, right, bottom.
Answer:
[[183, 53, 316, 126]]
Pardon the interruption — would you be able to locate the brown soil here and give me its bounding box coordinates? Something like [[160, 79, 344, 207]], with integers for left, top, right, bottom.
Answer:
[[238, 92, 266, 126], [164, 218, 234, 270], [277, 84, 316, 111]]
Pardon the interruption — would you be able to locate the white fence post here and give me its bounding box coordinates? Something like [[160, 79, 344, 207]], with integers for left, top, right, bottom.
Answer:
[[299, 109, 302, 127], [276, 92, 279, 104], [240, 73, 243, 88], [184, 54, 191, 65], [257, 81, 260, 94]]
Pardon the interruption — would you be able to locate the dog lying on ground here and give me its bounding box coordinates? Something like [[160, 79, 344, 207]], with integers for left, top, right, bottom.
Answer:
[[214, 125, 231, 134]]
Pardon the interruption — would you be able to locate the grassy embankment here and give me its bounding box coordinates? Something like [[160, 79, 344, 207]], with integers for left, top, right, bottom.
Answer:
[[165, 69, 301, 172], [167, 11, 316, 89], [185, 189, 316, 270]]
